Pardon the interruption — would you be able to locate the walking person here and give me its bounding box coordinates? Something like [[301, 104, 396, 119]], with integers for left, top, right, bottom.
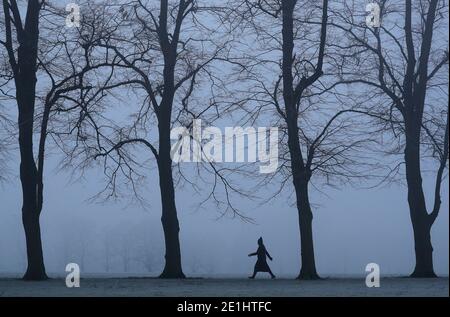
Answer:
[[248, 237, 276, 279]]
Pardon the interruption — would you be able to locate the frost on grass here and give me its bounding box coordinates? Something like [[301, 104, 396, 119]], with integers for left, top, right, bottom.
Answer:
[[0, 278, 448, 297]]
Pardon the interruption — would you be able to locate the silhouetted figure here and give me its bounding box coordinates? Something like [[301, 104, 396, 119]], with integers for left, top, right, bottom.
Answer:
[[248, 237, 275, 279]]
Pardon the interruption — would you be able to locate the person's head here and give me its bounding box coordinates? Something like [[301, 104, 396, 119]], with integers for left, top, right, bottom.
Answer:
[[258, 237, 263, 246]]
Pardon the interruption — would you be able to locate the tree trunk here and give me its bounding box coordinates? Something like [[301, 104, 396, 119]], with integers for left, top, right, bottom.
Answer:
[[294, 178, 319, 280], [4, 0, 47, 281], [286, 116, 319, 280], [281, 0, 320, 280], [404, 131, 436, 278], [19, 98, 47, 281], [157, 123, 185, 279], [22, 207, 46, 280], [17, 46, 47, 281], [410, 218, 435, 278], [288, 128, 320, 280]]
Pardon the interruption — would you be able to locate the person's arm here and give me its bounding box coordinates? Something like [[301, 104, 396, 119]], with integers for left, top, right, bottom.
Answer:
[[265, 249, 273, 261], [248, 252, 257, 257]]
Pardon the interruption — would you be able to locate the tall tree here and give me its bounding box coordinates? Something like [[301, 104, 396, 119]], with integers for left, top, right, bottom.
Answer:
[[332, 0, 449, 277], [226, 0, 390, 279], [67, 0, 233, 278], [1, 0, 47, 280], [1, 0, 120, 279], [232, 0, 330, 280], [280, 0, 329, 279], [225, 0, 384, 279]]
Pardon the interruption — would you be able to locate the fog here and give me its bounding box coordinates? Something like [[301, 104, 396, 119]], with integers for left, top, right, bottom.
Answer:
[[0, 0, 448, 280], [0, 153, 448, 277]]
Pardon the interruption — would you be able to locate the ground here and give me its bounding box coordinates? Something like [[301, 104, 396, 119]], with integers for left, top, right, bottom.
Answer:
[[0, 277, 448, 297]]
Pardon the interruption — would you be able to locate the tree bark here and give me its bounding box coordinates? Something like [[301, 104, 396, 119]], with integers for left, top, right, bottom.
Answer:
[[154, 3, 186, 276], [404, 126, 436, 278], [19, 107, 46, 280], [289, 133, 319, 280], [282, 0, 320, 280], [157, 117, 185, 279], [13, 0, 47, 280], [402, 0, 440, 278], [294, 176, 319, 279]]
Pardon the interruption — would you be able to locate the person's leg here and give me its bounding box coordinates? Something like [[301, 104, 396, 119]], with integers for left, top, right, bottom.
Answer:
[[268, 268, 276, 279], [249, 267, 257, 279]]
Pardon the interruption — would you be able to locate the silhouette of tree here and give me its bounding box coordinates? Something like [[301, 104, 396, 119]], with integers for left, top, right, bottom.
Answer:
[[1, 0, 124, 280], [64, 1, 243, 279], [330, 0, 449, 277], [224, 0, 381, 280], [1, 0, 48, 280]]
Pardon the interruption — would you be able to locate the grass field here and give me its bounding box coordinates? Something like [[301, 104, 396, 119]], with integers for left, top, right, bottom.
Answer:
[[0, 277, 448, 297]]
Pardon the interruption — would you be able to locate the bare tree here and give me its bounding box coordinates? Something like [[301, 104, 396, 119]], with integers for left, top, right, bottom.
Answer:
[[223, 0, 388, 279], [279, 1, 329, 279], [1, 0, 123, 279], [64, 0, 236, 279], [330, 0, 449, 277], [1, 0, 48, 280], [227, 0, 329, 280]]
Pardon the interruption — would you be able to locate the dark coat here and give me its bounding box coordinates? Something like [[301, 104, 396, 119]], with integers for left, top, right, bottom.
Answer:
[[253, 245, 271, 272]]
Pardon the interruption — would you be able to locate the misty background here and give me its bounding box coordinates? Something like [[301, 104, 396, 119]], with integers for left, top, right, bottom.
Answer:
[[0, 0, 448, 280], [1, 153, 448, 277]]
